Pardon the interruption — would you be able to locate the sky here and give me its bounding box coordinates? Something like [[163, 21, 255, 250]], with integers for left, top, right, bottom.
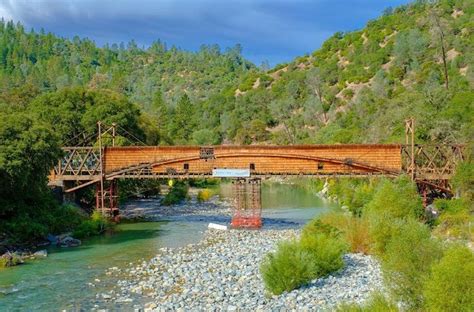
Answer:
[[0, 0, 411, 66]]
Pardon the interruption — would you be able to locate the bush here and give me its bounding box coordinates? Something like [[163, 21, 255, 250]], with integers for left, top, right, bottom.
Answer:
[[382, 219, 442, 310], [317, 212, 372, 254], [197, 188, 213, 202], [72, 211, 114, 239], [260, 240, 318, 295], [337, 292, 398, 311], [433, 198, 473, 240], [162, 181, 188, 205], [423, 245, 474, 312], [367, 214, 401, 256], [300, 231, 347, 276], [302, 218, 342, 239], [365, 176, 424, 220]]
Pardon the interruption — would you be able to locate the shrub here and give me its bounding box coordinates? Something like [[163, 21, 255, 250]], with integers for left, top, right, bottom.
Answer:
[[367, 214, 401, 256], [452, 160, 474, 204], [162, 181, 188, 205], [197, 188, 213, 202], [433, 198, 473, 240], [337, 292, 398, 311], [260, 240, 318, 295], [302, 218, 341, 239], [300, 231, 347, 276], [382, 219, 442, 310], [319, 212, 372, 254], [365, 176, 424, 220], [73, 211, 114, 239], [423, 245, 474, 312]]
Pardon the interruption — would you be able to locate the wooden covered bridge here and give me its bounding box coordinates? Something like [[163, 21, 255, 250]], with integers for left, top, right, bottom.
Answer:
[[49, 122, 465, 228]]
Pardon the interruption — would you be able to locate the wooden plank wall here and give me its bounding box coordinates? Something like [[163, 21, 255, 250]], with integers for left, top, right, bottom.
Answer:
[[104, 145, 402, 176]]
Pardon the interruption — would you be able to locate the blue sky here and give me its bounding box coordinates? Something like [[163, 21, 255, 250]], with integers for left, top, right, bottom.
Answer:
[[0, 0, 411, 66]]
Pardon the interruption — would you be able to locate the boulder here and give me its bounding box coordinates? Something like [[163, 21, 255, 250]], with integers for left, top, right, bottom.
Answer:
[[33, 250, 48, 257], [59, 236, 81, 247]]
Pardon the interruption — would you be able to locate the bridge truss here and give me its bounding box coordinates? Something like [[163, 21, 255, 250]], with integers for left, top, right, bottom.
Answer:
[[49, 121, 467, 227]]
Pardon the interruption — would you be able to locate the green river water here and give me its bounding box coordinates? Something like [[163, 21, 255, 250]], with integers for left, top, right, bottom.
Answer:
[[0, 183, 336, 311]]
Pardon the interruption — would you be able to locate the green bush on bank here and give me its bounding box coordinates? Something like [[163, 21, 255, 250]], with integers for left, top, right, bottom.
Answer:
[[382, 219, 443, 310], [337, 292, 399, 312], [423, 245, 474, 312], [261, 219, 347, 295], [73, 211, 114, 239], [318, 212, 372, 254], [260, 240, 318, 295], [162, 181, 189, 205], [300, 231, 347, 276], [197, 188, 214, 202], [365, 176, 423, 220], [316, 170, 473, 311], [433, 198, 473, 240]]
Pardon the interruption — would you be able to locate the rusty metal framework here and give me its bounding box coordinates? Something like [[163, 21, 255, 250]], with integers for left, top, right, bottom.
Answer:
[[53, 147, 101, 179], [401, 144, 465, 180], [231, 178, 262, 228]]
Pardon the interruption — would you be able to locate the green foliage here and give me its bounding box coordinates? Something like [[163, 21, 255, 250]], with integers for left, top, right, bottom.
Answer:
[[423, 245, 474, 312], [197, 189, 214, 202], [365, 176, 423, 220], [382, 219, 443, 310], [300, 231, 347, 276], [1, 0, 473, 146], [29, 87, 143, 145], [337, 292, 398, 312], [319, 212, 373, 254], [261, 217, 347, 295], [452, 160, 474, 203], [162, 181, 189, 205], [433, 198, 473, 240], [260, 240, 319, 295], [72, 211, 114, 239], [118, 179, 161, 201], [326, 178, 379, 216]]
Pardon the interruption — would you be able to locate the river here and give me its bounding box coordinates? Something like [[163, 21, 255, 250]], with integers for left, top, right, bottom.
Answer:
[[0, 182, 336, 311]]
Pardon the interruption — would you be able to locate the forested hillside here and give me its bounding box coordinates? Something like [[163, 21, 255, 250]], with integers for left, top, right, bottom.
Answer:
[[0, 21, 252, 108], [1, 0, 472, 147], [219, 0, 473, 145]]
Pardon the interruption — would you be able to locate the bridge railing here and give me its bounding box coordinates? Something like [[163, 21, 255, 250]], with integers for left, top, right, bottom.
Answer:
[[53, 147, 102, 179]]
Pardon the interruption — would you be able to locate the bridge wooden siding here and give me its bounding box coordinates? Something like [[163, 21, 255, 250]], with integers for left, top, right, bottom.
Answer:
[[103, 144, 402, 177]]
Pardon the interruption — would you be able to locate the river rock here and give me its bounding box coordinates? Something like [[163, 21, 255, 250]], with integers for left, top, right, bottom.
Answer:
[[60, 236, 81, 247], [33, 250, 48, 257], [103, 228, 383, 311]]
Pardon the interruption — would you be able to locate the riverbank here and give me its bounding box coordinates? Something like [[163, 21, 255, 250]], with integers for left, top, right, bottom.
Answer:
[[97, 228, 383, 311]]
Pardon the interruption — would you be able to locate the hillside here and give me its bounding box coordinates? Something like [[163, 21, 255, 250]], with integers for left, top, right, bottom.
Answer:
[[0, 22, 253, 109], [216, 0, 473, 145], [0, 0, 472, 148]]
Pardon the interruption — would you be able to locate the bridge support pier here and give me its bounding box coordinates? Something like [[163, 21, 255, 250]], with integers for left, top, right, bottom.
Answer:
[[95, 179, 120, 220], [231, 178, 262, 229]]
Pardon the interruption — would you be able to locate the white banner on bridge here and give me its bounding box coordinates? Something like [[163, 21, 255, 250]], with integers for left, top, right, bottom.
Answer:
[[212, 169, 250, 178]]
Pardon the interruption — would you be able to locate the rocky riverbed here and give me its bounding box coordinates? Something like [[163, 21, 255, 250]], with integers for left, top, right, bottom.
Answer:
[[95, 228, 383, 311]]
